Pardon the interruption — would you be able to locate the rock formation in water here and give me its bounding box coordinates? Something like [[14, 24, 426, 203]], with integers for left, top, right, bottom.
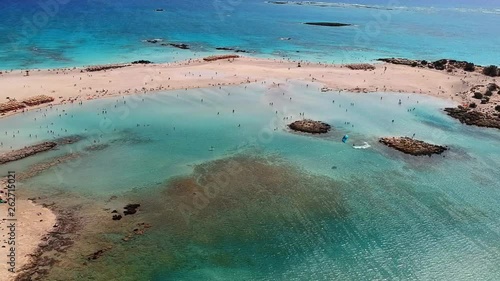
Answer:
[[87, 247, 112, 261], [124, 204, 141, 215], [444, 107, 500, 130], [288, 119, 331, 134], [0, 142, 57, 164], [379, 137, 447, 156], [304, 22, 352, 27], [164, 43, 190, 50], [216, 47, 250, 53]]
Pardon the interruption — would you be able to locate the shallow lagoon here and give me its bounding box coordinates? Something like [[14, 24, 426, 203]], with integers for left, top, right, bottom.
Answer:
[[1, 81, 500, 280]]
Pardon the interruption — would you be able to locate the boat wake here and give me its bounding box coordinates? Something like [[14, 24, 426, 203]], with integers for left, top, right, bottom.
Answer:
[[353, 142, 371, 149]]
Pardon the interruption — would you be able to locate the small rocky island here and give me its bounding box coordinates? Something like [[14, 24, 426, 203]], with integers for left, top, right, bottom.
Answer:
[[379, 137, 447, 156], [304, 22, 352, 27], [288, 119, 331, 134]]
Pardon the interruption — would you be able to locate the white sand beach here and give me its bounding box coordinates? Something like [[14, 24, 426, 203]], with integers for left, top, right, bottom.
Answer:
[[0, 57, 497, 119]]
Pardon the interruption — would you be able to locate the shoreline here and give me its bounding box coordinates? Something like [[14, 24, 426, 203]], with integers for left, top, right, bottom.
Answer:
[[1, 56, 498, 120], [0, 196, 57, 281]]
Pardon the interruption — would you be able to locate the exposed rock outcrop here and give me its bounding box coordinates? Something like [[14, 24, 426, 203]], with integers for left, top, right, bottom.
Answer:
[[379, 137, 447, 156], [444, 107, 500, 130], [377, 58, 497, 75], [288, 119, 331, 134]]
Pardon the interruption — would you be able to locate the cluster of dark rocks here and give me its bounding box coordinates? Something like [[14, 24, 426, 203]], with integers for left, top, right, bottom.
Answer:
[[144, 39, 191, 49], [110, 203, 141, 221], [444, 107, 500, 130], [379, 137, 447, 156], [124, 203, 141, 215], [378, 58, 479, 72], [167, 43, 190, 50], [288, 119, 331, 134]]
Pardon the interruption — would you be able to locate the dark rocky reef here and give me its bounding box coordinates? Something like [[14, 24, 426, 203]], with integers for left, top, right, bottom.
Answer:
[[163, 43, 190, 50], [288, 119, 331, 134], [131, 60, 152, 64], [124, 203, 140, 215], [87, 246, 112, 261], [0, 142, 57, 165], [55, 135, 83, 145], [145, 38, 163, 44], [444, 107, 500, 130], [379, 137, 447, 156], [304, 22, 352, 27]]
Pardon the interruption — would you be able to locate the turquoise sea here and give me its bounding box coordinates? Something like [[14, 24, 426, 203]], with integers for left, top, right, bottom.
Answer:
[[1, 0, 500, 280], [1, 0, 500, 69]]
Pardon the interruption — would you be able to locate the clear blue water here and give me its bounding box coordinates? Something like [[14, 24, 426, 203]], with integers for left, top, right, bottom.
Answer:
[[1, 0, 499, 69], [1, 82, 499, 280], [2, 0, 500, 280]]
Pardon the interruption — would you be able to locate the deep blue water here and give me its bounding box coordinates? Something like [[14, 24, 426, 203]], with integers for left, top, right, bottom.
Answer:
[[1, 0, 499, 69]]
